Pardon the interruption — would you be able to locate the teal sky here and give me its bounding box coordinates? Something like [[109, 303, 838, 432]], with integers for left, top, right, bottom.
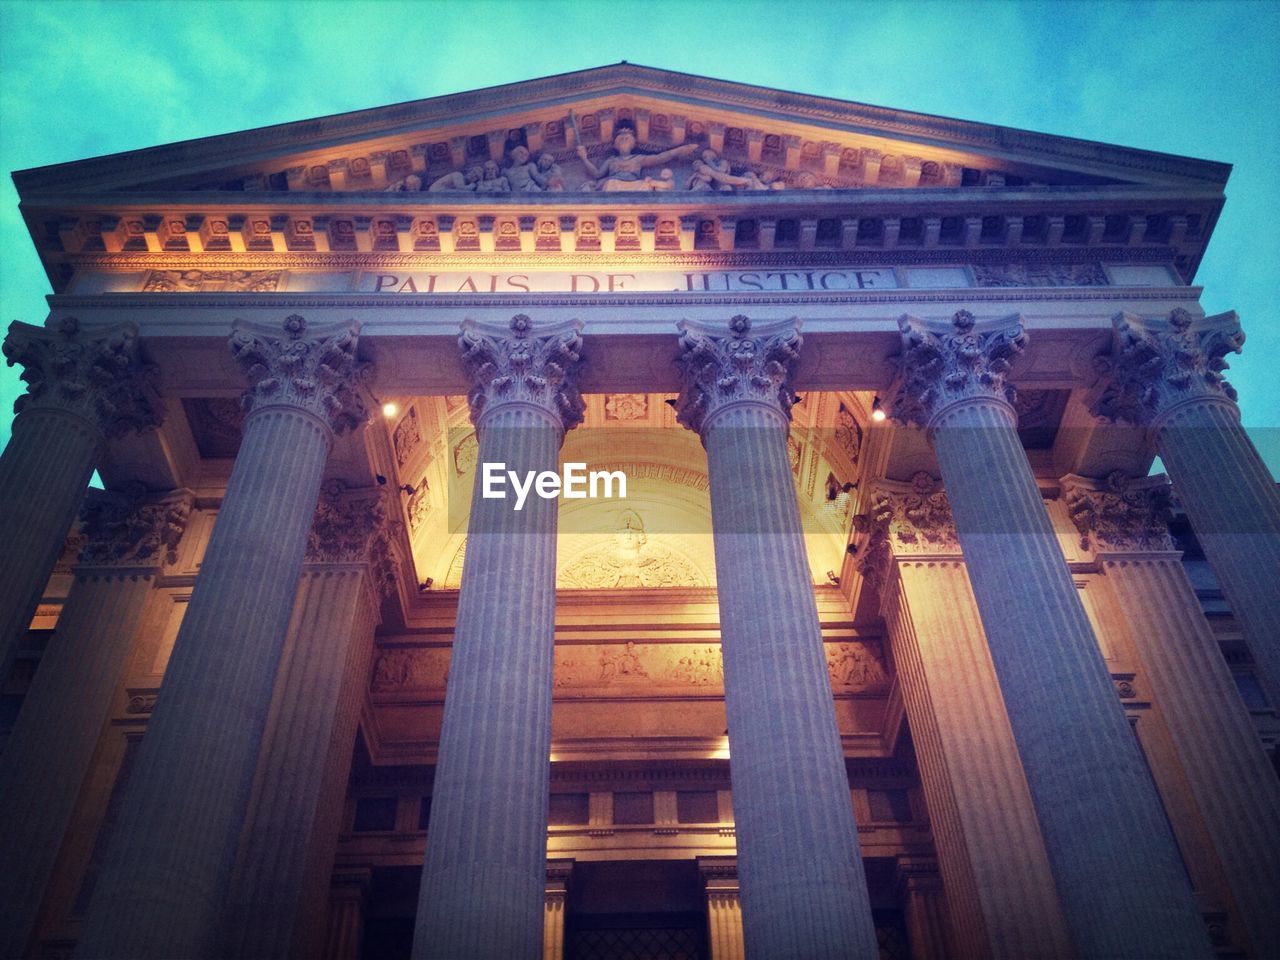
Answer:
[[1, 0, 1277, 469]]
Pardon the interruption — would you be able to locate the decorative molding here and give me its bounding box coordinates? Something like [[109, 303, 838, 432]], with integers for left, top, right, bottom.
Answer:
[[675, 314, 802, 435], [1089, 308, 1243, 427], [603, 393, 648, 421], [2, 317, 164, 437], [972, 262, 1107, 287], [889, 309, 1027, 428], [305, 480, 392, 566], [1061, 471, 1176, 554], [854, 472, 959, 591], [457, 313, 586, 430], [78, 488, 194, 568], [228, 313, 371, 433]]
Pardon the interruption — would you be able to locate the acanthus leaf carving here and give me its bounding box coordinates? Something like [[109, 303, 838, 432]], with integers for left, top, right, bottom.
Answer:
[[228, 314, 370, 434], [78, 488, 194, 568], [3, 317, 164, 438], [675, 315, 802, 435], [305, 480, 392, 568], [890, 310, 1027, 428], [1089, 309, 1243, 427], [1061, 471, 1176, 554], [853, 472, 959, 591], [458, 314, 585, 430]]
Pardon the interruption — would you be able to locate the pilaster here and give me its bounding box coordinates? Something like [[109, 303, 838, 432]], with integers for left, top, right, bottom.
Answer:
[[698, 857, 744, 960], [893, 857, 948, 960], [678, 315, 879, 959], [857, 473, 1071, 959], [413, 315, 584, 960], [0, 318, 163, 682], [0, 489, 191, 960], [1064, 471, 1280, 956], [74, 315, 370, 960], [543, 860, 574, 960], [890, 310, 1210, 959], [322, 867, 372, 960], [1090, 308, 1280, 706]]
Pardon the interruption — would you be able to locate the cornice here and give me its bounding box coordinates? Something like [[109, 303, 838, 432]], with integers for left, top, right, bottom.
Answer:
[[14, 64, 1228, 195], [46, 285, 1203, 315]]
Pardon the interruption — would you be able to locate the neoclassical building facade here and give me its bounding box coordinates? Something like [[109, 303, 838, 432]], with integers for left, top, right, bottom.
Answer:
[[0, 64, 1277, 960]]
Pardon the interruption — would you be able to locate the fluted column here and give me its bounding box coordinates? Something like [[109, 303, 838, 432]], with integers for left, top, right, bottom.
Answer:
[[322, 868, 371, 960], [1091, 309, 1280, 704], [0, 489, 191, 959], [221, 483, 396, 959], [413, 314, 584, 960], [1064, 472, 1280, 956], [893, 857, 948, 960], [0, 318, 163, 679], [677, 315, 878, 960], [857, 474, 1071, 959], [543, 860, 573, 960], [74, 315, 370, 959], [891, 310, 1210, 959], [698, 857, 745, 960]]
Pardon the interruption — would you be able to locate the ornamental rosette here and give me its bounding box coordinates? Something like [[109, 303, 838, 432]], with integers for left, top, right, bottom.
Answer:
[[78, 488, 194, 568], [889, 310, 1027, 428], [457, 314, 585, 430], [1090, 309, 1244, 426], [852, 472, 959, 591], [674, 315, 802, 435], [1061, 471, 1176, 553], [228, 315, 370, 434], [2, 317, 164, 437]]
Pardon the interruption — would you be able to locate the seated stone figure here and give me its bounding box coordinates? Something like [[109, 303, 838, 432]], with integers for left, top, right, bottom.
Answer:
[[505, 145, 547, 192], [427, 166, 481, 192], [577, 127, 697, 192]]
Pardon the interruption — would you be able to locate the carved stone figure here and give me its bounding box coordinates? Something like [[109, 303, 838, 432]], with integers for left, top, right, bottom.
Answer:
[[385, 174, 423, 192], [428, 167, 481, 192], [536, 153, 565, 191], [474, 160, 510, 193], [574, 121, 697, 192], [688, 149, 733, 191], [504, 146, 546, 192], [599, 641, 649, 681]]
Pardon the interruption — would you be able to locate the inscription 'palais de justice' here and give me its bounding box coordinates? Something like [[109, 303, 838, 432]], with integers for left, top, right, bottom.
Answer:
[[359, 267, 898, 294]]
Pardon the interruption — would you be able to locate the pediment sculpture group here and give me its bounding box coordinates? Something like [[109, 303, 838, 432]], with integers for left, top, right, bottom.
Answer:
[[388, 110, 825, 195]]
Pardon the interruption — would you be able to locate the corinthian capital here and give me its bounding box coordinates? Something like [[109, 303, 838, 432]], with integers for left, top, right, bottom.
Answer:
[[458, 314, 585, 431], [890, 310, 1027, 428], [1061, 471, 1176, 554], [852, 472, 959, 590], [306, 481, 389, 562], [78, 488, 194, 568], [228, 314, 370, 434], [1089, 309, 1243, 426], [2, 317, 164, 437], [675, 315, 802, 436]]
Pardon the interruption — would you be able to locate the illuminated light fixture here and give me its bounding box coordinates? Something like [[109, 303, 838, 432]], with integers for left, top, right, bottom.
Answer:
[[871, 396, 887, 422], [382, 401, 399, 418]]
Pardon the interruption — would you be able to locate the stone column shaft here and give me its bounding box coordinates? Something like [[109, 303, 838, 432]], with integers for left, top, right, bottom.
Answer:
[[0, 319, 163, 679], [221, 510, 385, 960], [865, 495, 1070, 959], [679, 316, 879, 960], [1065, 473, 1280, 954], [75, 316, 368, 959], [0, 490, 190, 960], [1155, 401, 1280, 703], [413, 315, 584, 960], [0, 409, 99, 677], [1091, 309, 1280, 702], [893, 311, 1210, 959]]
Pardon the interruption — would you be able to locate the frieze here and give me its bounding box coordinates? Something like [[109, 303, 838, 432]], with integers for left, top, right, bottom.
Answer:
[[972, 263, 1107, 287], [392, 403, 422, 467], [79, 489, 194, 568], [142, 269, 284, 292], [369, 639, 889, 698]]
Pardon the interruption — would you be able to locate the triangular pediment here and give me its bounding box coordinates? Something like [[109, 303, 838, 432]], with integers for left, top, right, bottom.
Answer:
[[14, 63, 1228, 198]]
